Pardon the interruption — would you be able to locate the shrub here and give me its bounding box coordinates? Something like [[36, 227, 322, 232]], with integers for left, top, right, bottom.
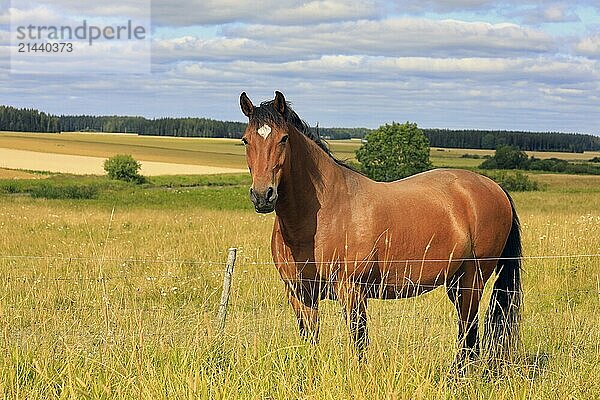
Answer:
[[479, 148, 600, 175], [590, 157, 600, 163], [104, 154, 144, 183], [0, 181, 21, 194], [527, 157, 569, 172], [564, 163, 600, 175], [483, 171, 540, 192], [356, 122, 432, 181], [480, 146, 528, 170], [29, 183, 99, 199], [342, 160, 365, 174]]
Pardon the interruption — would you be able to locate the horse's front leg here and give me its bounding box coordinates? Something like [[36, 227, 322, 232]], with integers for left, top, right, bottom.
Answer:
[[336, 282, 368, 360], [286, 283, 319, 344]]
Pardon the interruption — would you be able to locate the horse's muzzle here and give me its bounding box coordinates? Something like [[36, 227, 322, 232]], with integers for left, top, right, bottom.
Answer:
[[250, 186, 278, 213]]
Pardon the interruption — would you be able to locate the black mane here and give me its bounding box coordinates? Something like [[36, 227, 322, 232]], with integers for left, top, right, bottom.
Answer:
[[252, 100, 353, 170]]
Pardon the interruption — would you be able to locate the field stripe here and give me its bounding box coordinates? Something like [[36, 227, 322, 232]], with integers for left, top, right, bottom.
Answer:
[[0, 147, 247, 176]]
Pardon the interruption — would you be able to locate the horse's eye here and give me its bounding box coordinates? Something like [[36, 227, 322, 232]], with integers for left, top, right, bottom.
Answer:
[[241, 137, 249, 145], [280, 135, 289, 144]]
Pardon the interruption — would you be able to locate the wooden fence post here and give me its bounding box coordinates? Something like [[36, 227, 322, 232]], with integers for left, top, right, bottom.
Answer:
[[217, 248, 237, 332]]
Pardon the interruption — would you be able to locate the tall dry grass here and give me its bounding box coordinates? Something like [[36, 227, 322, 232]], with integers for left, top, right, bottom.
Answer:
[[0, 189, 598, 399]]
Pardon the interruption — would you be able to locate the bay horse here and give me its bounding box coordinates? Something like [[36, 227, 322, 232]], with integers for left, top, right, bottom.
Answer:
[[239, 91, 522, 366]]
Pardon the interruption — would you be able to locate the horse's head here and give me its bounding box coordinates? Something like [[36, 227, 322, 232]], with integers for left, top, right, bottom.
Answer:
[[239, 91, 291, 213]]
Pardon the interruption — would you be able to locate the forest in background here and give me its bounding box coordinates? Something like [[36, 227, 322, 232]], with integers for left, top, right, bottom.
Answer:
[[1, 104, 599, 153]]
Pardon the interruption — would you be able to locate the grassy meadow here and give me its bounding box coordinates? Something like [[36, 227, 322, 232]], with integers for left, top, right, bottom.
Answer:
[[0, 133, 599, 398]]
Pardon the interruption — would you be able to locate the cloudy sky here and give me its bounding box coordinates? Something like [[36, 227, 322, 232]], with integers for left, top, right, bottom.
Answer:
[[1, 0, 600, 133]]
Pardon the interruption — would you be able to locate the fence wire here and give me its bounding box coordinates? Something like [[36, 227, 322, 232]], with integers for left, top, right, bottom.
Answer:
[[1, 253, 599, 265], [0, 253, 599, 297]]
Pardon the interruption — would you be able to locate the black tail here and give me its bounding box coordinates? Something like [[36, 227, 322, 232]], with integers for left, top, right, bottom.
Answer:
[[484, 189, 523, 362]]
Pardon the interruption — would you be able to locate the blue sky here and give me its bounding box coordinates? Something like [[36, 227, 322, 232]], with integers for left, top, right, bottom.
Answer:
[[1, 0, 600, 133]]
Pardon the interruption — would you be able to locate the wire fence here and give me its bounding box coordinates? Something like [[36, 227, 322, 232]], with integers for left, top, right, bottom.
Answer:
[[1, 253, 599, 265], [0, 253, 599, 297], [1, 251, 599, 352]]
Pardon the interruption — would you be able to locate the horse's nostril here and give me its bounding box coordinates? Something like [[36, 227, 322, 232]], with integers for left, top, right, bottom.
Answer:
[[249, 188, 257, 202], [266, 187, 274, 202]]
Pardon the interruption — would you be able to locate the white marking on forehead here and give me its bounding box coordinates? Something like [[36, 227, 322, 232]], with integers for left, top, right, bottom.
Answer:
[[257, 124, 272, 139]]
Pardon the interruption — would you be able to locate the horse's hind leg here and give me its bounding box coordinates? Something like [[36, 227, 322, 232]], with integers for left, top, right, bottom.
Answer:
[[336, 281, 368, 361], [286, 283, 319, 344], [446, 260, 485, 368]]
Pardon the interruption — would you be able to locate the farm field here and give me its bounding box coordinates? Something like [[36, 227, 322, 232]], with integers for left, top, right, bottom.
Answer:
[[0, 169, 599, 398], [1, 131, 599, 173], [0, 132, 247, 170], [0, 148, 247, 176]]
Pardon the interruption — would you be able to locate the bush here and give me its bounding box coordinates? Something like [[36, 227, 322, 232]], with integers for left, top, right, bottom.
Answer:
[[0, 181, 21, 194], [29, 183, 99, 199], [483, 171, 540, 192], [356, 122, 432, 181], [342, 160, 365, 174], [564, 163, 600, 175], [480, 146, 528, 170], [483, 151, 600, 175], [589, 157, 600, 163], [527, 157, 568, 172], [104, 154, 144, 183]]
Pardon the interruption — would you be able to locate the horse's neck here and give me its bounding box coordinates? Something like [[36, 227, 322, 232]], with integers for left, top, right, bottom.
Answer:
[[275, 129, 345, 243]]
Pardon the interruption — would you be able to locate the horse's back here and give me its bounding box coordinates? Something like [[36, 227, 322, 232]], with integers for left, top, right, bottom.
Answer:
[[381, 168, 511, 224], [377, 169, 512, 249], [339, 169, 513, 290]]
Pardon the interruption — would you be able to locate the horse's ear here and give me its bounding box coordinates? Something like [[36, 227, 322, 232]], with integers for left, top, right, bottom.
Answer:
[[240, 92, 254, 118], [273, 91, 286, 115]]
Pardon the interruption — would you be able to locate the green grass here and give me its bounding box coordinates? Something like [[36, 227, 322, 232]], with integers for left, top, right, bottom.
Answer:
[[0, 173, 253, 210]]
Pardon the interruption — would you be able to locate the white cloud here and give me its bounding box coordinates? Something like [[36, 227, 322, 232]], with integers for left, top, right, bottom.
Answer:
[[575, 35, 600, 58], [152, 36, 273, 63], [9, 0, 151, 19], [152, 18, 555, 65], [392, 0, 592, 18], [171, 55, 599, 86], [225, 18, 555, 56], [540, 5, 580, 23], [4, 6, 67, 26], [392, 0, 493, 13], [151, 0, 380, 26], [513, 4, 581, 25]]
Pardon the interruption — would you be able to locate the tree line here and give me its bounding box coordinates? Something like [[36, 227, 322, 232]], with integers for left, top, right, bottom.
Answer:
[[0, 105, 60, 133], [1, 104, 599, 153], [60, 115, 245, 138], [423, 128, 600, 153]]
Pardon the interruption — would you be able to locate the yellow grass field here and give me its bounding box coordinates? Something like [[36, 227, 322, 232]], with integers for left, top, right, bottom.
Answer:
[[0, 189, 599, 398], [0, 131, 599, 398]]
